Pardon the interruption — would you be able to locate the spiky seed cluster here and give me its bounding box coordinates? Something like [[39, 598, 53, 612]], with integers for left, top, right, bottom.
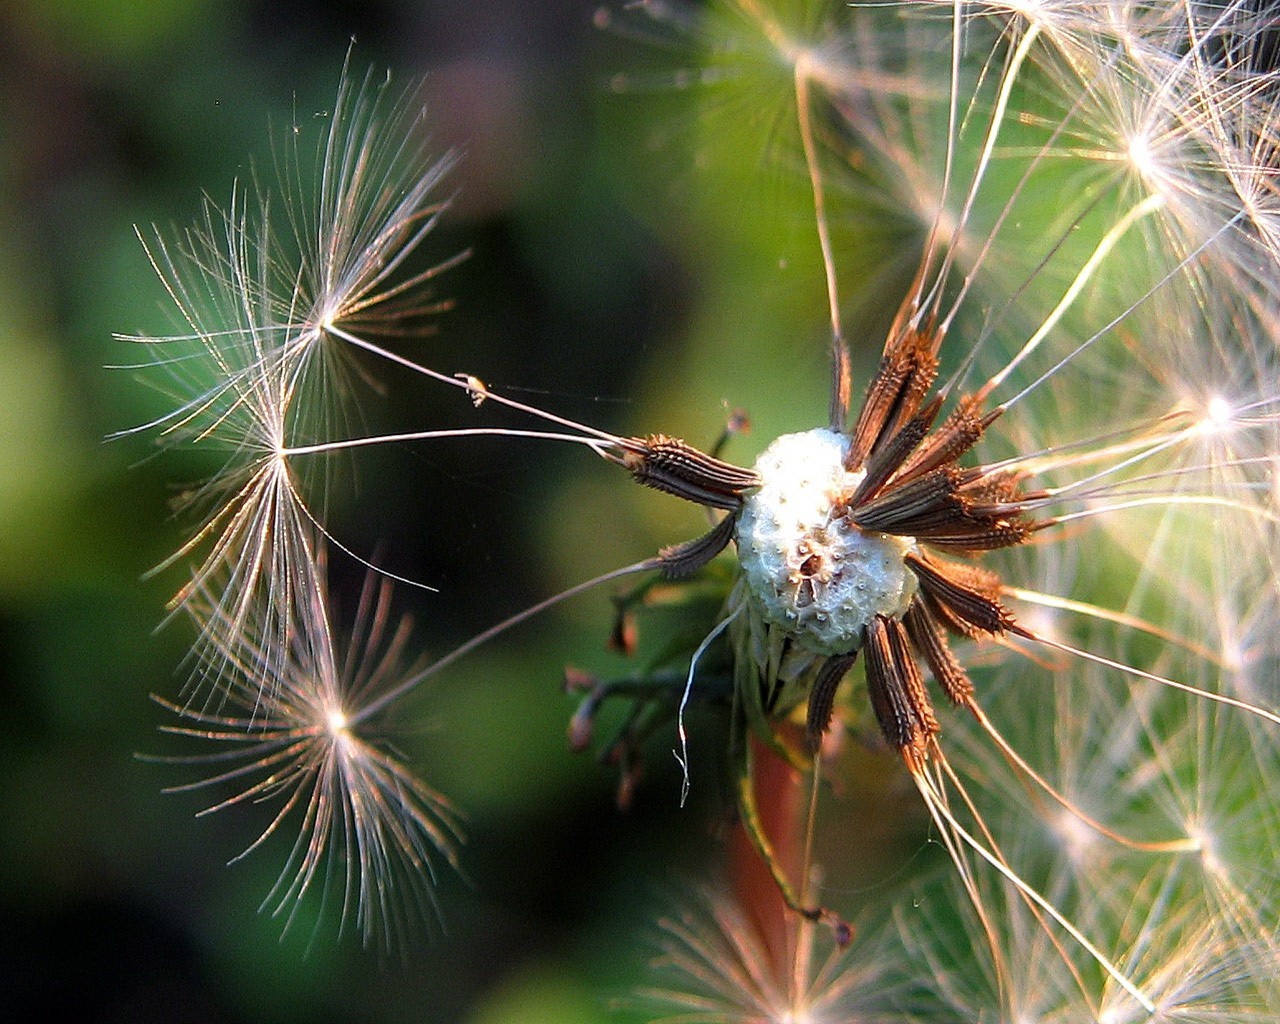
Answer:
[[735, 428, 918, 656], [622, 317, 1038, 772]]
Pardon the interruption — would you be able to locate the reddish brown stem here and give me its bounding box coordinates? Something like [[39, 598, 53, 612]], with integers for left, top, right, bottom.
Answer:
[[728, 729, 806, 979]]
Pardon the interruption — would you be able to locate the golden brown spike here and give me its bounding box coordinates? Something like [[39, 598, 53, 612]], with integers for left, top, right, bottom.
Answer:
[[921, 520, 1035, 553], [849, 396, 943, 506], [656, 514, 737, 580], [622, 435, 760, 510], [806, 652, 858, 750], [905, 552, 1015, 636], [865, 615, 938, 765], [846, 328, 940, 470], [903, 600, 976, 706], [893, 395, 993, 486], [849, 468, 963, 533]]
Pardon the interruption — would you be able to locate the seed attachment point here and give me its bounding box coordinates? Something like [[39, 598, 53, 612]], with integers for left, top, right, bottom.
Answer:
[[736, 428, 918, 656]]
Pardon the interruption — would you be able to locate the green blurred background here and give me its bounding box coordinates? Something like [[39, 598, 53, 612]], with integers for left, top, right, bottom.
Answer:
[[0, 1, 878, 1021]]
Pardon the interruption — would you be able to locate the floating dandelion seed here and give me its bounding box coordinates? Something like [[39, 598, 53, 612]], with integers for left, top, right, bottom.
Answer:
[[115, 55, 465, 693], [151, 560, 462, 948], [120, 55, 754, 951]]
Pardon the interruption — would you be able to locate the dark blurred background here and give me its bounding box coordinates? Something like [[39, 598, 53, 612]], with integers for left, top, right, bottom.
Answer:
[[0, 1, 866, 1021]]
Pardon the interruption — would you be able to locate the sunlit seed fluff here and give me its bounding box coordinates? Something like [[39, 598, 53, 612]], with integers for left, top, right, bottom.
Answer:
[[735, 428, 917, 655]]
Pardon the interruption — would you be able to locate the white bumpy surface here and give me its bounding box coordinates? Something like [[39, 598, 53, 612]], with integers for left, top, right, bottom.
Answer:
[[735, 428, 918, 655]]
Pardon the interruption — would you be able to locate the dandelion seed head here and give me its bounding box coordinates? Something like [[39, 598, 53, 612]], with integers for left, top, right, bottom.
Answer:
[[634, 888, 902, 1024], [115, 0, 1280, 1011], [606, 2, 1280, 1019], [736, 428, 918, 656]]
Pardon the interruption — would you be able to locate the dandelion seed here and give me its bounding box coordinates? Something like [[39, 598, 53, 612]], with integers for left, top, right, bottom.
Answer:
[[151, 558, 462, 948], [116, 55, 463, 692]]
